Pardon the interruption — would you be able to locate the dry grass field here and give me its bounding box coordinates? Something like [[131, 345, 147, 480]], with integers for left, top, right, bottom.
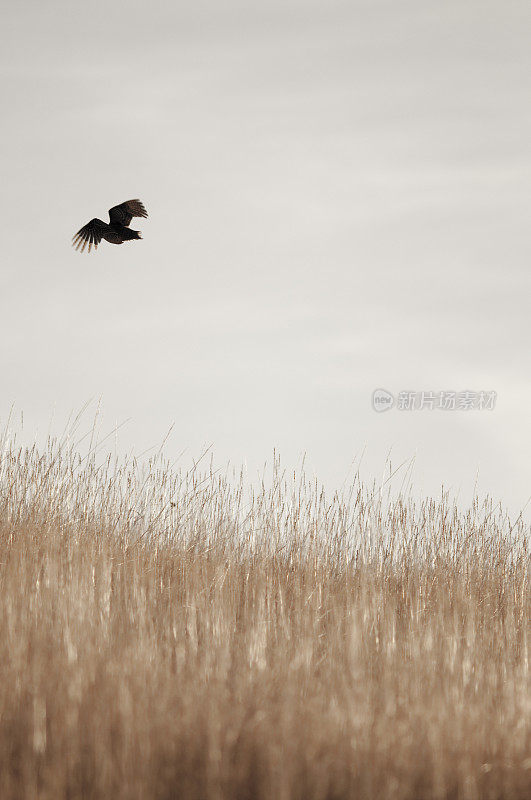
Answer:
[[0, 427, 528, 799]]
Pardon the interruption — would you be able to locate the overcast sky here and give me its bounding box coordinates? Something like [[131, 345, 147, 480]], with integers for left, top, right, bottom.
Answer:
[[1, 0, 530, 518]]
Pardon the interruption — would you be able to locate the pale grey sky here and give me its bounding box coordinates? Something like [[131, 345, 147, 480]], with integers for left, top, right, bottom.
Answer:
[[1, 1, 530, 516]]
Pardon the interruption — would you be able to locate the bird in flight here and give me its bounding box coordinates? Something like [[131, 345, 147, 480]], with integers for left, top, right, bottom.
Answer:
[[72, 199, 148, 253]]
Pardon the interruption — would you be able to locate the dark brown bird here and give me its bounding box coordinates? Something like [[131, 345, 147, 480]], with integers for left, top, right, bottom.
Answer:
[[72, 199, 148, 253]]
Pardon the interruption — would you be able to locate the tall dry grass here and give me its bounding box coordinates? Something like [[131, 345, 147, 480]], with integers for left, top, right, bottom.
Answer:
[[0, 428, 528, 799]]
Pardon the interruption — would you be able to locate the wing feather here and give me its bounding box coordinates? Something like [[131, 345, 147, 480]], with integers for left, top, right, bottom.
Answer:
[[72, 218, 109, 253], [108, 199, 148, 227]]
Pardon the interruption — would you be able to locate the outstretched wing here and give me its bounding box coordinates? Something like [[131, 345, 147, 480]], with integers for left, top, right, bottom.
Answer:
[[108, 199, 148, 227], [72, 218, 109, 253]]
